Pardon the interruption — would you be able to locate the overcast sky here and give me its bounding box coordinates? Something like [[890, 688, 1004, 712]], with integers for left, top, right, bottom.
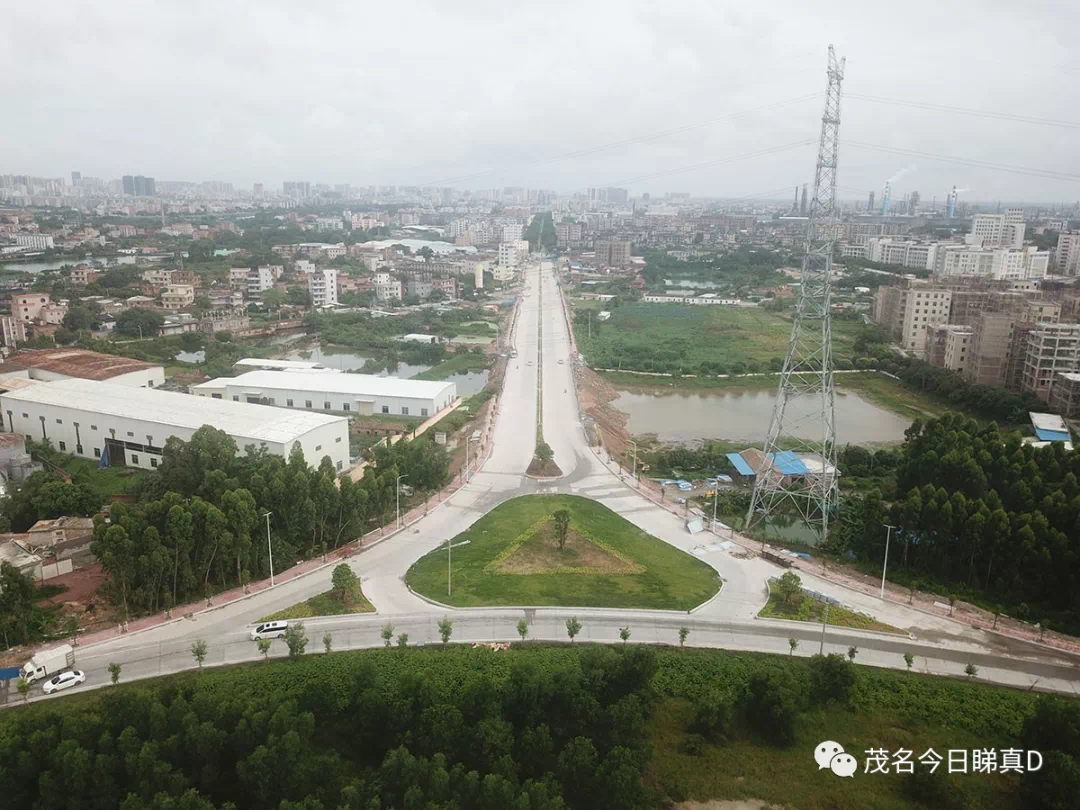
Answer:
[[3, 1, 1079, 202]]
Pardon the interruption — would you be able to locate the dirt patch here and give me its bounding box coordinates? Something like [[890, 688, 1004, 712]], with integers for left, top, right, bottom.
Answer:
[[577, 365, 631, 457], [494, 520, 644, 575], [675, 802, 787, 810], [526, 457, 563, 477]]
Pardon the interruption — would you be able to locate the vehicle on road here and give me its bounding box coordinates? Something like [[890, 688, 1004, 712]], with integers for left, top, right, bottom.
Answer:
[[558, 359, 564, 364], [21, 644, 76, 683], [42, 669, 85, 695], [250, 620, 289, 641]]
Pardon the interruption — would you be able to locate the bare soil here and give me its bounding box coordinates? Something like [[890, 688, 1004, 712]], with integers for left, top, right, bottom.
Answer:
[[577, 365, 631, 457], [494, 521, 644, 575], [526, 457, 563, 477]]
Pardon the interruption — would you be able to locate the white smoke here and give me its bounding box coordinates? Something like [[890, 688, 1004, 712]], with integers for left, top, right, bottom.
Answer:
[[886, 164, 917, 184], [953, 187, 970, 194]]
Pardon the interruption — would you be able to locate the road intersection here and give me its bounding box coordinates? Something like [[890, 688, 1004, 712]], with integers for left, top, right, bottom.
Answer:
[[16, 259, 1080, 704]]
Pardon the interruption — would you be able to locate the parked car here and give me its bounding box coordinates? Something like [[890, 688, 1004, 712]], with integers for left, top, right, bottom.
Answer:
[[250, 620, 289, 641], [42, 669, 86, 695]]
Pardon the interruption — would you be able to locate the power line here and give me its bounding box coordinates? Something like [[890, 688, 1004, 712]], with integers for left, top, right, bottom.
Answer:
[[846, 92, 1080, 131], [428, 95, 820, 187], [844, 141, 1080, 184]]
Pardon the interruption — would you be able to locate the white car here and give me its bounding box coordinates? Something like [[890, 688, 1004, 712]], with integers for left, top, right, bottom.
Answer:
[[250, 620, 289, 641], [42, 670, 86, 695], [557, 359, 564, 364]]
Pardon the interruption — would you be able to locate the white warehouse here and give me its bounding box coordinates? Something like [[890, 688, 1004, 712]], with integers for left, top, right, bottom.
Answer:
[[0, 379, 350, 472], [193, 370, 457, 418]]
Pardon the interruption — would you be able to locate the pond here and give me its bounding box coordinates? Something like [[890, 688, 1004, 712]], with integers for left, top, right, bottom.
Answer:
[[286, 346, 431, 378], [443, 370, 489, 396], [175, 350, 206, 364], [0, 255, 140, 274], [613, 385, 911, 445]]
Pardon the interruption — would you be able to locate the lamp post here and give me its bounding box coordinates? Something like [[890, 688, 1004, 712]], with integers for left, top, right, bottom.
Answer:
[[880, 523, 898, 600], [263, 511, 274, 586], [629, 440, 638, 485], [396, 474, 408, 530]]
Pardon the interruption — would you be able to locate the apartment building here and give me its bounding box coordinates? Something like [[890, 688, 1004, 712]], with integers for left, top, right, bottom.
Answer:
[[14, 233, 54, 250], [1056, 232, 1080, 276], [864, 238, 938, 270], [970, 209, 1025, 249], [141, 268, 174, 287], [247, 266, 275, 296], [500, 223, 524, 242], [11, 293, 54, 323], [942, 326, 974, 375], [595, 239, 632, 268], [1021, 323, 1080, 400], [966, 313, 1017, 387], [1048, 372, 1080, 417], [373, 272, 402, 302], [872, 284, 952, 350], [69, 266, 99, 286], [431, 276, 456, 298], [0, 315, 27, 347], [497, 240, 529, 269], [161, 284, 195, 310], [936, 245, 1048, 280], [308, 268, 338, 308], [556, 222, 583, 246]]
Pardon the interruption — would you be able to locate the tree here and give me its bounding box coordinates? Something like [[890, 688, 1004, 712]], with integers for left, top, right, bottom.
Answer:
[[397, 633, 408, 648], [776, 571, 802, 605], [323, 632, 333, 654], [438, 616, 453, 644], [517, 618, 529, 641], [115, 307, 164, 337], [63, 306, 96, 331], [263, 288, 286, 309], [191, 639, 208, 669], [16, 677, 30, 704], [552, 509, 570, 550], [789, 638, 798, 656], [904, 652, 914, 671], [215, 330, 233, 343], [331, 563, 358, 603], [619, 626, 631, 644], [257, 638, 272, 660], [285, 622, 308, 658], [965, 663, 979, 679], [809, 653, 857, 704], [742, 670, 798, 746], [0, 562, 40, 648], [679, 626, 689, 646], [108, 662, 122, 685], [535, 441, 553, 463], [847, 646, 858, 662], [566, 616, 582, 643], [381, 623, 395, 648]]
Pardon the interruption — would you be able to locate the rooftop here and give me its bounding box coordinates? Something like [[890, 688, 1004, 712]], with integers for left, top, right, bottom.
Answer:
[[194, 369, 456, 400], [234, 358, 329, 371], [0, 379, 346, 445], [0, 349, 160, 380]]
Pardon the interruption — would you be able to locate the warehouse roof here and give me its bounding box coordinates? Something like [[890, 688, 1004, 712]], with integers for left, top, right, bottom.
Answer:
[[234, 358, 330, 371], [0, 349, 160, 380], [0, 379, 345, 445], [194, 370, 456, 401]]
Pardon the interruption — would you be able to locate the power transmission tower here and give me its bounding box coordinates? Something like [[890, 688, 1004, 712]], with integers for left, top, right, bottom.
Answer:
[[745, 46, 845, 541]]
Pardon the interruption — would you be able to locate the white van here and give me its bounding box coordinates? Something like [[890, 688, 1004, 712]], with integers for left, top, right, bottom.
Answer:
[[250, 620, 289, 641]]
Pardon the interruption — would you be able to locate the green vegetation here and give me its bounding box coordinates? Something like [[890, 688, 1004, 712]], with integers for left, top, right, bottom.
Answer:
[[758, 581, 904, 634], [259, 585, 374, 621], [831, 413, 1080, 635], [639, 247, 793, 298], [525, 210, 555, 252], [4, 644, 1067, 810], [413, 348, 491, 380], [836, 370, 950, 421], [575, 300, 864, 374], [29, 440, 148, 498], [406, 494, 720, 609]]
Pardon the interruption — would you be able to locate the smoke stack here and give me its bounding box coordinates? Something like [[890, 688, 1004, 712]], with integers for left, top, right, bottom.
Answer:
[[868, 191, 875, 212], [792, 186, 799, 213], [880, 181, 892, 215], [946, 186, 957, 218], [800, 183, 808, 216]]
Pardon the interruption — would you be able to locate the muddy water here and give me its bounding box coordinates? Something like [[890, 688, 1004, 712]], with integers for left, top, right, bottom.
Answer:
[[613, 386, 911, 445]]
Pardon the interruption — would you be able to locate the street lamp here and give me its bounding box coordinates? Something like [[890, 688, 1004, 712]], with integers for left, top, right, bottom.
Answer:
[[263, 511, 274, 586], [880, 524, 898, 600], [465, 434, 480, 481], [396, 474, 408, 530], [629, 440, 638, 485]]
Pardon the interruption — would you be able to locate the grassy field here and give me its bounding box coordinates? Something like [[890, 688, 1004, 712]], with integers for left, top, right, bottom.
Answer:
[[259, 583, 374, 621], [55, 454, 148, 497], [758, 583, 904, 634], [576, 302, 863, 372], [414, 351, 492, 380], [406, 494, 720, 609]]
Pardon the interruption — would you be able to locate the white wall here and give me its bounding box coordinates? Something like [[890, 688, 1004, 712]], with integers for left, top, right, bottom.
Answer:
[[194, 380, 456, 418]]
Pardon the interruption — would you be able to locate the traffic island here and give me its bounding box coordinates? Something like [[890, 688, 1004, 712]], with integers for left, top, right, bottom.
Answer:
[[405, 494, 720, 609]]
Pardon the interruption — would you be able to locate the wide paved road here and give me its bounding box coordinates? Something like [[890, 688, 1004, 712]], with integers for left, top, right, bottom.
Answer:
[[14, 258, 1080, 704]]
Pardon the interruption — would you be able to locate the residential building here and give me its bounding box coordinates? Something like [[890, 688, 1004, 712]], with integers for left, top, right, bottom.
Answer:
[[0, 348, 164, 387], [970, 208, 1025, 249], [492, 265, 515, 283], [199, 312, 250, 335], [207, 289, 244, 309], [308, 268, 338, 308], [193, 370, 457, 420], [161, 284, 195, 310], [966, 312, 1017, 387], [375, 277, 402, 302], [247, 266, 275, 296], [595, 239, 632, 268], [407, 277, 433, 299], [1021, 323, 1080, 400], [69, 266, 99, 286], [158, 316, 199, 336], [1056, 231, 1080, 276], [942, 325, 974, 374], [865, 238, 938, 270], [0, 316, 27, 347], [936, 245, 1049, 280], [431, 276, 456, 299], [1048, 372, 1080, 417], [556, 222, 583, 246], [0, 378, 349, 472], [13, 233, 54, 250], [141, 268, 174, 287], [871, 283, 952, 350], [10, 293, 53, 323], [501, 223, 524, 242]]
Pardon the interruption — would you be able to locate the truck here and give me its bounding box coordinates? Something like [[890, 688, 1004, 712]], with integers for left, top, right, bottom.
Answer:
[[21, 644, 75, 683]]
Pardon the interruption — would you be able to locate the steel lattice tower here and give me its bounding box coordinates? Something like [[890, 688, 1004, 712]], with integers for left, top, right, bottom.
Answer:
[[745, 46, 845, 540]]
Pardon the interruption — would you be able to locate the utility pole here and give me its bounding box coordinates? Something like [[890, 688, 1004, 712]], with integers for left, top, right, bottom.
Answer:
[[396, 474, 408, 529], [629, 440, 638, 484], [263, 512, 274, 586], [747, 46, 845, 542], [880, 524, 897, 599], [819, 603, 830, 655]]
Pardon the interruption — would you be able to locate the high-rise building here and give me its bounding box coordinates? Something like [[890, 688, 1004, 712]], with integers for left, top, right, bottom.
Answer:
[[594, 239, 632, 268], [1021, 323, 1080, 400], [308, 268, 339, 308], [71, 171, 81, 186], [1055, 231, 1080, 275], [122, 175, 135, 195], [971, 208, 1025, 248], [867, 191, 875, 212], [872, 284, 952, 351], [122, 175, 155, 196]]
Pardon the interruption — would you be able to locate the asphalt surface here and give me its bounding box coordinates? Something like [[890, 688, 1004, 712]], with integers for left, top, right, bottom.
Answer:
[[10, 259, 1080, 705]]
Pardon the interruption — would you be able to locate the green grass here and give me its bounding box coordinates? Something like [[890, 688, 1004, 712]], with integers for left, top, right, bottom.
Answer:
[[259, 584, 374, 621], [576, 302, 863, 372], [837, 372, 950, 421], [758, 583, 904, 634], [414, 351, 492, 380], [406, 494, 720, 609], [59, 455, 148, 497]]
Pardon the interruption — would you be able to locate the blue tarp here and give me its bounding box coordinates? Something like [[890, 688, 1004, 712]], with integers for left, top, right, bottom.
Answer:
[[769, 450, 811, 476], [0, 666, 22, 681], [726, 453, 756, 477], [1034, 427, 1070, 442]]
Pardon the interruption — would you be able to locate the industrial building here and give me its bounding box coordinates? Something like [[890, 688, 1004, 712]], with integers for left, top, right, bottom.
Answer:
[[0, 348, 165, 387], [0, 379, 350, 472], [193, 370, 457, 418]]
